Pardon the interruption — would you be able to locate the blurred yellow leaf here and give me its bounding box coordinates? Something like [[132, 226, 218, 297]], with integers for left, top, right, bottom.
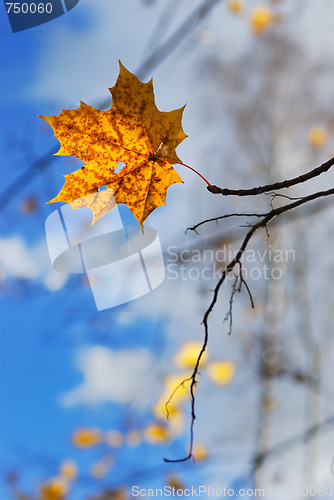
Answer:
[[228, 0, 243, 14], [90, 463, 109, 479], [144, 423, 169, 444], [59, 460, 77, 481], [20, 197, 37, 215], [153, 397, 179, 420], [166, 408, 186, 437], [153, 373, 190, 422], [90, 455, 114, 479], [105, 430, 123, 448], [72, 428, 101, 448], [207, 361, 235, 385], [126, 430, 142, 447], [167, 475, 184, 491], [250, 6, 275, 35], [104, 489, 127, 500], [263, 395, 277, 411], [40, 478, 67, 500], [174, 341, 208, 369], [164, 374, 190, 405], [192, 443, 208, 463], [308, 126, 327, 149]]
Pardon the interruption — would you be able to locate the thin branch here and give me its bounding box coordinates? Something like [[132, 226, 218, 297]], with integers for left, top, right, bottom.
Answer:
[[252, 414, 334, 471], [188, 183, 334, 233], [266, 192, 304, 202], [139, 0, 184, 63], [240, 266, 255, 309], [224, 271, 241, 336], [165, 186, 334, 463], [0, 147, 56, 211], [207, 155, 334, 197], [165, 264, 228, 463], [136, 0, 222, 80], [186, 212, 268, 233], [165, 377, 192, 419]]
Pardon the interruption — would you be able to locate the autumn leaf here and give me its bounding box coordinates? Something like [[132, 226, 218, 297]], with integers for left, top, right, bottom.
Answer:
[[72, 428, 102, 448], [250, 5, 276, 35], [174, 341, 208, 369], [308, 126, 327, 149], [39, 478, 68, 500], [38, 61, 187, 226], [59, 460, 78, 481], [90, 455, 114, 479], [105, 430, 123, 448], [228, 0, 243, 14], [144, 423, 170, 444], [207, 360, 235, 385], [192, 443, 208, 462], [126, 430, 142, 447]]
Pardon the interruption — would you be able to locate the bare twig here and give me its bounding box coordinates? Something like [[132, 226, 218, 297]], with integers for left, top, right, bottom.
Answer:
[[252, 414, 334, 471], [224, 269, 242, 336], [136, 0, 222, 80], [165, 185, 334, 463], [0, 147, 56, 211], [187, 212, 268, 233], [240, 266, 255, 309], [207, 155, 334, 197], [266, 192, 304, 203], [165, 377, 191, 419]]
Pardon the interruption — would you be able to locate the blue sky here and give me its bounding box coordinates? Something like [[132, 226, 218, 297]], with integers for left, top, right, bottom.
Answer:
[[0, 3, 222, 496]]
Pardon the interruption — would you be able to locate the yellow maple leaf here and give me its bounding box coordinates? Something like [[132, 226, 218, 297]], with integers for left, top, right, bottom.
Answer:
[[38, 61, 187, 226]]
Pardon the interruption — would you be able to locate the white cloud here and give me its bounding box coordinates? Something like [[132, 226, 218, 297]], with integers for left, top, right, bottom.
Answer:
[[0, 236, 46, 279], [43, 270, 68, 292], [0, 236, 67, 291], [60, 346, 159, 408]]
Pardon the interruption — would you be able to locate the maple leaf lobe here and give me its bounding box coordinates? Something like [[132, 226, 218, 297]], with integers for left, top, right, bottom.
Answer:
[[38, 61, 187, 226]]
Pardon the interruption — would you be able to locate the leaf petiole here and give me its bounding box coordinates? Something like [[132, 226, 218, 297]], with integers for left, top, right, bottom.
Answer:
[[175, 161, 212, 187]]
